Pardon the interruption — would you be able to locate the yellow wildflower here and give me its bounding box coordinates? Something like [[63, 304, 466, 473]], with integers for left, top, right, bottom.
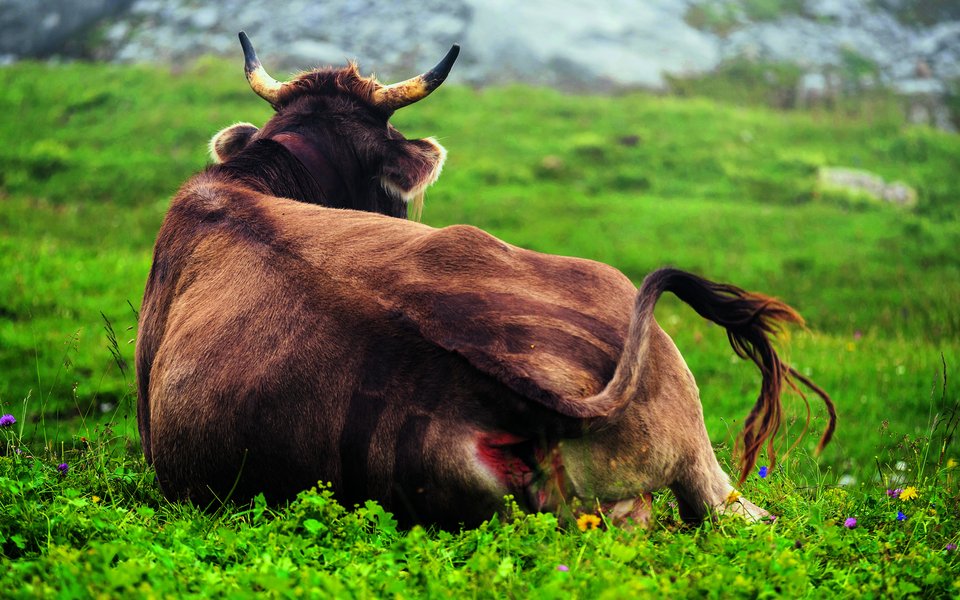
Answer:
[[92, 495, 100, 504], [899, 486, 919, 501], [947, 458, 958, 469], [726, 489, 742, 504], [576, 514, 602, 532]]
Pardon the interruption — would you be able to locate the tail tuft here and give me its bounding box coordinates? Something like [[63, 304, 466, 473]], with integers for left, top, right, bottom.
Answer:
[[638, 268, 835, 485]]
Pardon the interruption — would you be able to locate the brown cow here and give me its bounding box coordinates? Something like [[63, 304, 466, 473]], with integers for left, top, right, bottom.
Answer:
[[136, 34, 835, 529]]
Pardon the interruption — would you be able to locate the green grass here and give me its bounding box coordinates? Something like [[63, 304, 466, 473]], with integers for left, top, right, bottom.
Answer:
[[1, 59, 959, 596], [2, 428, 958, 596]]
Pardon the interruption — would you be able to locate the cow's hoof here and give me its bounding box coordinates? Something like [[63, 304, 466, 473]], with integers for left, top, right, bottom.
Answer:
[[719, 494, 770, 523]]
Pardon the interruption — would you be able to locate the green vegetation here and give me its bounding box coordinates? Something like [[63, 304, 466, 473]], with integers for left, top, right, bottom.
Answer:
[[872, 0, 960, 27], [1, 59, 958, 595], [686, 0, 960, 31], [684, 0, 810, 37]]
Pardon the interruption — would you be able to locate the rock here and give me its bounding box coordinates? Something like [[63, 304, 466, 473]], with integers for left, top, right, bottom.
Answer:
[[457, 0, 717, 89], [0, 0, 135, 57], [0, 0, 957, 121], [817, 167, 918, 208]]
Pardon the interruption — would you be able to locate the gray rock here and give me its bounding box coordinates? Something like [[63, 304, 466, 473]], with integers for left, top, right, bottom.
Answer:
[[818, 167, 918, 208], [0, 0, 957, 117], [0, 0, 135, 57], [458, 0, 717, 88]]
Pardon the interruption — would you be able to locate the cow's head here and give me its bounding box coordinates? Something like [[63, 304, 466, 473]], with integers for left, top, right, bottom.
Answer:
[[210, 32, 458, 219]]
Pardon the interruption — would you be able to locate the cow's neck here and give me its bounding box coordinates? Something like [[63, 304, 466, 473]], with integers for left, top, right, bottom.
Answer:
[[270, 132, 352, 208]]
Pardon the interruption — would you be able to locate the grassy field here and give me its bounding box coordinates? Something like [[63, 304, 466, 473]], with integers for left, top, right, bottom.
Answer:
[[1, 59, 958, 596]]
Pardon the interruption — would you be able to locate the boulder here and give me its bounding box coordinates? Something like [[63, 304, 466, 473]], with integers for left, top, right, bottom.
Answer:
[[0, 0, 134, 59], [817, 167, 918, 208], [0, 0, 957, 102]]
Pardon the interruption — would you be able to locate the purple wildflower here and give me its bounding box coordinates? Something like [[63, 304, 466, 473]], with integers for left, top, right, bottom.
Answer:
[[886, 488, 902, 498], [896, 511, 906, 522], [556, 564, 569, 572], [767, 515, 778, 524], [843, 517, 857, 529], [758, 465, 768, 479], [946, 543, 957, 552], [0, 414, 15, 427], [57, 463, 69, 475]]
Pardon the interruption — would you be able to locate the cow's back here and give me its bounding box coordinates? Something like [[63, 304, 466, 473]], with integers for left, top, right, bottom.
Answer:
[[138, 181, 640, 524]]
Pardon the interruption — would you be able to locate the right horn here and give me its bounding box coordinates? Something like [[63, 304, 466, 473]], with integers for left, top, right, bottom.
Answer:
[[372, 44, 460, 111], [239, 31, 287, 105]]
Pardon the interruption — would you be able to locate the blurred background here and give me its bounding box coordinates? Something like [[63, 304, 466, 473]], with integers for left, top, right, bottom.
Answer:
[[2, 0, 959, 129]]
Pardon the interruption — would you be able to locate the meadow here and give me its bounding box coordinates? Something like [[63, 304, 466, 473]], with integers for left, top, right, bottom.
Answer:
[[0, 58, 958, 596]]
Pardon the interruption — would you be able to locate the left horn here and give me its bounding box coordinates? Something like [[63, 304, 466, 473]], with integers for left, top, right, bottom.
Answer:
[[373, 44, 460, 111], [239, 31, 286, 105]]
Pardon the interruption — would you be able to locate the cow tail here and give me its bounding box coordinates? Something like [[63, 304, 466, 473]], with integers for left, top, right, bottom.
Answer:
[[589, 267, 835, 485]]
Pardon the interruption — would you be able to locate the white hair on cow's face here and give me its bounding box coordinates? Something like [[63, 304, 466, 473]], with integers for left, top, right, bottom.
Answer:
[[379, 137, 447, 222]]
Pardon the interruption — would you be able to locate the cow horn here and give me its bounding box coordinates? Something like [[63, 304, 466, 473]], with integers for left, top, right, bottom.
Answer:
[[239, 31, 286, 105], [372, 44, 460, 111]]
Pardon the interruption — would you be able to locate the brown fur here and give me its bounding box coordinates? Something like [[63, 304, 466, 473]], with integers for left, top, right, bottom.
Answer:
[[138, 180, 835, 526], [137, 56, 835, 529], [215, 64, 446, 215], [136, 58, 450, 466]]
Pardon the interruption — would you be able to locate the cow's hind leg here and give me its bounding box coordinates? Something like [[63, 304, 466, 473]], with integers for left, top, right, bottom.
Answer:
[[668, 433, 769, 523]]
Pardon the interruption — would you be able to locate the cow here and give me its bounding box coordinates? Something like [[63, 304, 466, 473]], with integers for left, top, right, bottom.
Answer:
[[136, 33, 836, 530]]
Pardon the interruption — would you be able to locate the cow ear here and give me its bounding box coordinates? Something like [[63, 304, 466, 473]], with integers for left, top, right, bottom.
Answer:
[[380, 137, 446, 202], [209, 122, 259, 163]]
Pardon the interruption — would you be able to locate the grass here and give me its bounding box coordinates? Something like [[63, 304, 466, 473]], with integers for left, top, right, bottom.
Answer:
[[2, 425, 958, 596], [1, 58, 958, 596]]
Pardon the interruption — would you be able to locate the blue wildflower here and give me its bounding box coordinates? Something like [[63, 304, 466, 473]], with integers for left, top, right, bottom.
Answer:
[[758, 465, 768, 479], [897, 511, 906, 522]]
